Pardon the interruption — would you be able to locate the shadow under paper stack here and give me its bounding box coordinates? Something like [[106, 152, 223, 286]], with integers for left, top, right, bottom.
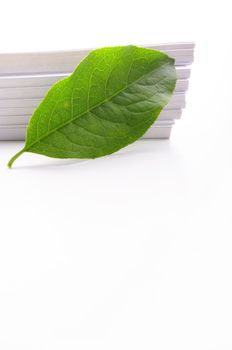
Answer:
[[0, 43, 194, 140]]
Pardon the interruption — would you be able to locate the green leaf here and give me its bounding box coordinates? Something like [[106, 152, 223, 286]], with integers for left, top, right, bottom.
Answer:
[[8, 45, 176, 167]]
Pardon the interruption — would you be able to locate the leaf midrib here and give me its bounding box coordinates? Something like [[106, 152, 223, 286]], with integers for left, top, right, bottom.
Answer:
[[25, 59, 172, 152]]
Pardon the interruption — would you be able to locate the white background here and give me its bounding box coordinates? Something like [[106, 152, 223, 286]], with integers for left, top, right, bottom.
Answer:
[[0, 0, 232, 349]]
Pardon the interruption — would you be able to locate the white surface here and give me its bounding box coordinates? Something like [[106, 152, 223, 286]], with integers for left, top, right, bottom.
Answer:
[[0, 0, 232, 350]]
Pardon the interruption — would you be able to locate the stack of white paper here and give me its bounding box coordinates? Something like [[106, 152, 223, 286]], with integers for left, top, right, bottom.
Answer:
[[0, 43, 194, 140]]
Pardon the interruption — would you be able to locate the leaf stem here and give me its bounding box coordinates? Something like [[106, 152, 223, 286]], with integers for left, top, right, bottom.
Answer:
[[7, 149, 25, 168]]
